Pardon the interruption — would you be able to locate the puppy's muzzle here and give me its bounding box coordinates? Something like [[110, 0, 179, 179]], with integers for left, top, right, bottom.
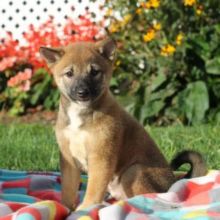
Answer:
[[70, 81, 91, 102], [77, 88, 90, 100]]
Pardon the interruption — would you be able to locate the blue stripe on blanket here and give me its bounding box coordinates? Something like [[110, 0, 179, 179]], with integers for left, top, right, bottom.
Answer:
[[0, 194, 37, 203], [3, 187, 27, 194]]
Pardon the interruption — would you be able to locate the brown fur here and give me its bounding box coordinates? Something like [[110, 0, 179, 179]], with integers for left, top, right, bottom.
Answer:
[[39, 38, 207, 210]]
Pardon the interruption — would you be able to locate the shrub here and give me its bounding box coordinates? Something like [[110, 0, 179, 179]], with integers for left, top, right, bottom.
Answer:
[[104, 0, 220, 125]]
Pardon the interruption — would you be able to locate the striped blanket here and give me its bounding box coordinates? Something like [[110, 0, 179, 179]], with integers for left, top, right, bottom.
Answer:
[[0, 169, 220, 220]]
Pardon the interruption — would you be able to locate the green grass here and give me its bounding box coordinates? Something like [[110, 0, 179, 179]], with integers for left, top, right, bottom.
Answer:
[[0, 123, 219, 171], [0, 124, 59, 171], [148, 125, 220, 170]]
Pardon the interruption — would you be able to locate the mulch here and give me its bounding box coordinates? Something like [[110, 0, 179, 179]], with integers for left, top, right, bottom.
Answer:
[[0, 111, 57, 125]]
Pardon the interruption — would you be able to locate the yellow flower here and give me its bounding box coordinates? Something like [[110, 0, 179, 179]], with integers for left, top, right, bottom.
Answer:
[[196, 5, 203, 15], [143, 29, 156, 42], [176, 33, 184, 45], [145, 2, 152, 8], [136, 8, 142, 14], [141, 2, 151, 9], [109, 14, 132, 32], [123, 14, 132, 24], [109, 23, 120, 33], [120, 14, 132, 27], [105, 8, 113, 17], [151, 0, 160, 8], [153, 22, 161, 31], [184, 0, 196, 6], [116, 60, 121, 66], [160, 44, 176, 56], [141, 0, 160, 9]]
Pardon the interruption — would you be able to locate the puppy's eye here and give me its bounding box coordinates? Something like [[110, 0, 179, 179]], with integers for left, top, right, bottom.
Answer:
[[65, 70, 73, 78], [90, 68, 100, 77]]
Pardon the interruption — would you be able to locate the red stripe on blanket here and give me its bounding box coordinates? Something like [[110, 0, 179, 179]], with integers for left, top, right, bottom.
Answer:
[[5, 202, 27, 212], [184, 181, 213, 206], [29, 190, 61, 201], [57, 176, 61, 184], [2, 178, 31, 189], [89, 207, 100, 220], [0, 215, 13, 220], [123, 201, 144, 214], [54, 201, 70, 220], [216, 174, 220, 183], [17, 207, 41, 220], [207, 210, 220, 217], [143, 193, 157, 199]]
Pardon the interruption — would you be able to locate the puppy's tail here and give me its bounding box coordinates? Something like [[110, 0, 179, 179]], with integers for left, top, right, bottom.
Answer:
[[171, 150, 207, 178]]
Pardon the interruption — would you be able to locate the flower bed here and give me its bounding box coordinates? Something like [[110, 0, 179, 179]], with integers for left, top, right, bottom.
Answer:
[[104, 0, 220, 125], [0, 14, 104, 115]]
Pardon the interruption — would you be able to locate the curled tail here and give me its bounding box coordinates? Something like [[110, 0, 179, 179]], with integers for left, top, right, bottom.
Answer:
[[171, 150, 207, 178]]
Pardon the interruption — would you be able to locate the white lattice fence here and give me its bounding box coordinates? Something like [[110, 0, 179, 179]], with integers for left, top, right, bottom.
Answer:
[[0, 0, 104, 43]]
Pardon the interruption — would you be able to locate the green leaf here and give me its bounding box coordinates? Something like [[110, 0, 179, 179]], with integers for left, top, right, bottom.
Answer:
[[43, 89, 60, 109], [116, 95, 138, 115], [110, 77, 118, 87], [150, 72, 166, 91], [140, 99, 165, 123], [178, 81, 209, 124], [30, 74, 51, 105], [205, 58, 220, 75]]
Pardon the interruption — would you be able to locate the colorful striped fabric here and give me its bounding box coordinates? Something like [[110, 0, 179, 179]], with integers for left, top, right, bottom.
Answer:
[[0, 169, 220, 220], [0, 169, 69, 220]]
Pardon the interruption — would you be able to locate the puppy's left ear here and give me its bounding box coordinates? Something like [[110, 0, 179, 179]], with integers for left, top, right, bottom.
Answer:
[[39, 47, 64, 65], [96, 38, 116, 61]]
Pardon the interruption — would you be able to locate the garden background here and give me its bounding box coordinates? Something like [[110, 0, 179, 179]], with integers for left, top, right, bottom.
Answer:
[[0, 0, 219, 171]]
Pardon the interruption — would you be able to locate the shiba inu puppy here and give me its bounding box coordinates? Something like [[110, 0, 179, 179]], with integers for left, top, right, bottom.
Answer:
[[39, 38, 207, 210]]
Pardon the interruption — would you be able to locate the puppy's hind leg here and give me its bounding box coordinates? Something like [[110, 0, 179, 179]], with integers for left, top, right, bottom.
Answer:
[[119, 164, 175, 198]]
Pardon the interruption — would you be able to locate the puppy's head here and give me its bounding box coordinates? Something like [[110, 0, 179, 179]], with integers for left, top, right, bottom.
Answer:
[[40, 38, 116, 104]]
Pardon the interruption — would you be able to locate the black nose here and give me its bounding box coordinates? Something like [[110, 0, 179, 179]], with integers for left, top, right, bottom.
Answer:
[[77, 88, 89, 98]]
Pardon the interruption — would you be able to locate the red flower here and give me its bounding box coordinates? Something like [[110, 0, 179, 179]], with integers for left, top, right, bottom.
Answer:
[[7, 68, 32, 91], [19, 80, 31, 92], [0, 57, 17, 71], [1, 14, 104, 73]]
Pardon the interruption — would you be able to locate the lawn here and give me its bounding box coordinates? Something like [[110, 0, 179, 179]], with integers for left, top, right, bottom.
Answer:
[[0, 123, 219, 171]]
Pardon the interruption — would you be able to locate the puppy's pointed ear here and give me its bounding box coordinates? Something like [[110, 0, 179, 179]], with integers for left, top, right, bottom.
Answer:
[[39, 47, 64, 65], [96, 38, 116, 61]]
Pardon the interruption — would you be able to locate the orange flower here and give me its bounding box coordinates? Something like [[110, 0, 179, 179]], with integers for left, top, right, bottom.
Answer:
[[143, 29, 156, 42], [176, 33, 184, 45], [122, 14, 132, 25], [145, 2, 152, 9], [136, 8, 142, 14], [153, 22, 161, 31], [160, 44, 176, 56], [196, 5, 203, 15], [184, 0, 196, 6], [109, 23, 120, 33], [141, 0, 160, 9], [151, 0, 160, 8]]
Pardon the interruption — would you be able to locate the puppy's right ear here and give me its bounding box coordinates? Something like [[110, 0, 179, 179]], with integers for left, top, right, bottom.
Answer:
[[39, 47, 64, 65], [95, 38, 116, 62]]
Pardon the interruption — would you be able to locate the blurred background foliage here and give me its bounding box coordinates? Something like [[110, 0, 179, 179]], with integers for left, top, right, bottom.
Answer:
[[0, 0, 220, 125], [105, 0, 220, 125]]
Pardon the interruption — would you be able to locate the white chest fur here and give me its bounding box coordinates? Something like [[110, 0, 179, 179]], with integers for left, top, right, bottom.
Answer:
[[64, 102, 89, 171]]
